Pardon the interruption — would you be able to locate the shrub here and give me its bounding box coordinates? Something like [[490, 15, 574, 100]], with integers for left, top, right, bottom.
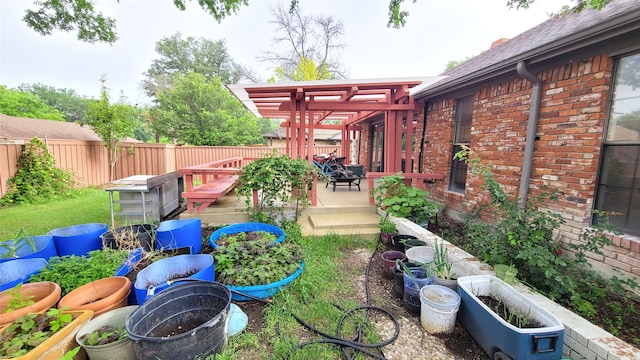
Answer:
[[455, 145, 637, 316], [0, 137, 74, 206]]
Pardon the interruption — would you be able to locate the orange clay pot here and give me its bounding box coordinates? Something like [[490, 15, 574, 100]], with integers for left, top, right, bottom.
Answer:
[[58, 276, 131, 318], [0, 281, 62, 327]]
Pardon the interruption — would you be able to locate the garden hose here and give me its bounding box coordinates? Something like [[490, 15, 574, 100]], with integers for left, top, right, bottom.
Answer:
[[164, 235, 402, 360]]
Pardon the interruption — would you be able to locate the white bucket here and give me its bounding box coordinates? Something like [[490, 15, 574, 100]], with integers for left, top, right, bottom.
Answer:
[[419, 285, 461, 334], [405, 246, 434, 265]]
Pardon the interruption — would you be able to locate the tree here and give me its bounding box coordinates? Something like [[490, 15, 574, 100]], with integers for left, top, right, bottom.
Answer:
[[151, 72, 263, 146], [84, 78, 136, 181], [18, 83, 88, 123], [22, 0, 613, 44], [260, 4, 345, 81], [23, 0, 249, 44], [142, 32, 242, 98], [443, 54, 479, 72], [0, 85, 64, 120], [387, 0, 613, 28]]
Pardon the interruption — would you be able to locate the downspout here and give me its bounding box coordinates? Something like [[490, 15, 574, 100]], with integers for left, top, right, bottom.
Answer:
[[516, 61, 541, 210]]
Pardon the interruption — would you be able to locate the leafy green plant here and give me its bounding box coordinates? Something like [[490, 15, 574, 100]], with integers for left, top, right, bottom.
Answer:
[[236, 151, 316, 225], [79, 325, 127, 346], [3, 284, 35, 313], [28, 249, 129, 295], [373, 173, 440, 225], [454, 145, 638, 317], [0, 137, 75, 206], [378, 215, 397, 234], [0, 229, 37, 259], [0, 308, 74, 358], [213, 237, 303, 287], [431, 239, 453, 279]]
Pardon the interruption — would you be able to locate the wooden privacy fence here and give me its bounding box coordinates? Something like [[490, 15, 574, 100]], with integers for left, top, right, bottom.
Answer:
[[0, 140, 342, 197]]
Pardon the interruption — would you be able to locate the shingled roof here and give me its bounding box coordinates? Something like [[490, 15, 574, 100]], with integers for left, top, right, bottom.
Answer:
[[0, 114, 102, 141], [415, 0, 640, 98]]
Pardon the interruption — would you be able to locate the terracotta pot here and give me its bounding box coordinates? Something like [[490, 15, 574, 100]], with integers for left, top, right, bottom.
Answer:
[[0, 281, 62, 327], [58, 276, 131, 318]]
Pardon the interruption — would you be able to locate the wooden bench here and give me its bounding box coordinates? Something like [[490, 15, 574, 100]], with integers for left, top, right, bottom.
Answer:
[[182, 175, 239, 213], [179, 157, 250, 213]]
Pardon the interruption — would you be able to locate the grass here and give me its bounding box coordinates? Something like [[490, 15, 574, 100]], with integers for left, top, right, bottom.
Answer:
[[0, 188, 111, 241], [215, 232, 381, 360]]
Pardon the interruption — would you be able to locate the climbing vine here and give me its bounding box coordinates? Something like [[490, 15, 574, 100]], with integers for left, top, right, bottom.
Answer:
[[1, 137, 75, 206]]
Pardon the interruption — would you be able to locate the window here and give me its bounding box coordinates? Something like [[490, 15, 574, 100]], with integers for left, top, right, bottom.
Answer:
[[595, 53, 640, 235], [449, 96, 473, 193]]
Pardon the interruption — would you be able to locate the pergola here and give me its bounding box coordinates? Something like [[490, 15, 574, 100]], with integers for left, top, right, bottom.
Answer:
[[228, 77, 444, 172]]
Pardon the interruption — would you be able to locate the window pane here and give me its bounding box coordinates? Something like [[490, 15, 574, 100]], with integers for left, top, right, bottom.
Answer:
[[449, 144, 467, 193], [455, 96, 473, 143], [599, 145, 640, 187], [596, 145, 640, 235], [606, 53, 640, 142]]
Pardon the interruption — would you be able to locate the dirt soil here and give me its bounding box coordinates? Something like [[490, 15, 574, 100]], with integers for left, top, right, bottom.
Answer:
[[226, 241, 489, 360]]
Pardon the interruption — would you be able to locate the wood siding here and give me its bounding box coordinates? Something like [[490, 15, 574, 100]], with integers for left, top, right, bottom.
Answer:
[[0, 141, 341, 197]]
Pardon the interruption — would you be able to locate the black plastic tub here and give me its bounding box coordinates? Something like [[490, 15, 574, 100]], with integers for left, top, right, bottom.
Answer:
[[125, 281, 231, 360]]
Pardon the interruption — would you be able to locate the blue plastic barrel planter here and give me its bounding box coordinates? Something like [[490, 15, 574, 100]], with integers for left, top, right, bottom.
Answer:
[[114, 248, 145, 305], [0, 258, 48, 292], [48, 223, 108, 256], [228, 261, 304, 301], [209, 222, 285, 249], [403, 267, 434, 315], [156, 219, 202, 255], [0, 235, 57, 263], [134, 254, 214, 304]]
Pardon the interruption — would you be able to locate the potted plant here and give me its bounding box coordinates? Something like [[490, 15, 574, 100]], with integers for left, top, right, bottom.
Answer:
[[373, 173, 441, 227], [457, 275, 564, 359], [0, 229, 57, 263], [75, 305, 138, 360], [430, 239, 468, 291], [378, 216, 397, 245], [212, 236, 304, 301], [0, 308, 93, 359], [0, 282, 62, 328], [58, 276, 131, 317], [28, 249, 129, 295], [209, 222, 286, 249]]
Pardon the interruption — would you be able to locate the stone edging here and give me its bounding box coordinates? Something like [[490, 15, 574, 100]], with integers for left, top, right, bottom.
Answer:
[[380, 210, 640, 360]]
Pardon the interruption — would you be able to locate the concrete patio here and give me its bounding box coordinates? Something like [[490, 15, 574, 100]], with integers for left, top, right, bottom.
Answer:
[[180, 177, 381, 238]]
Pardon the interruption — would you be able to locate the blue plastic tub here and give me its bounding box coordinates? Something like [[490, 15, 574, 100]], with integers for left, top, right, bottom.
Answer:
[[0, 258, 48, 292], [133, 254, 214, 304], [209, 222, 285, 249], [48, 223, 108, 256], [457, 275, 564, 359], [228, 262, 304, 301], [114, 248, 145, 305], [0, 235, 57, 263], [156, 219, 202, 255]]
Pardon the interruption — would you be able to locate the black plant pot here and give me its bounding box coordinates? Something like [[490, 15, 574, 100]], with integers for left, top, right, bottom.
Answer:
[[391, 234, 418, 252]]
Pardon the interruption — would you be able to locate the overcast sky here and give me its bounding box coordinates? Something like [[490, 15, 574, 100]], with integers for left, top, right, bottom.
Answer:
[[0, 0, 571, 105]]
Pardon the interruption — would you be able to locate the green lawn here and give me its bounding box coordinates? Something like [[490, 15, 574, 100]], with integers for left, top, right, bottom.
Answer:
[[0, 188, 111, 241]]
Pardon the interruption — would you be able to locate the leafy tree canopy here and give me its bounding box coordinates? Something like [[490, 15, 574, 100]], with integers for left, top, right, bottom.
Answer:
[[22, 0, 613, 44], [151, 72, 263, 146], [18, 83, 88, 123], [23, 0, 249, 44], [142, 32, 241, 97], [84, 78, 137, 181], [0, 85, 65, 121]]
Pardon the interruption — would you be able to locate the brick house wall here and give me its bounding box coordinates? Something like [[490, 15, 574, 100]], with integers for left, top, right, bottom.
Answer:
[[413, 53, 640, 280]]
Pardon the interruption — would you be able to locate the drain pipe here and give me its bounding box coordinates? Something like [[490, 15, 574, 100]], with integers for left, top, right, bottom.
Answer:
[[516, 61, 542, 210]]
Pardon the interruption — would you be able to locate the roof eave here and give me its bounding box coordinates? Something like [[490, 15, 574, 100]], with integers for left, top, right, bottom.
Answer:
[[415, 7, 640, 100]]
